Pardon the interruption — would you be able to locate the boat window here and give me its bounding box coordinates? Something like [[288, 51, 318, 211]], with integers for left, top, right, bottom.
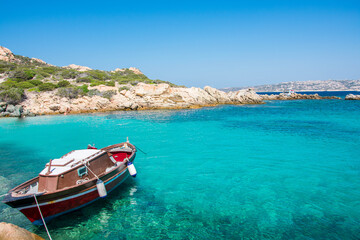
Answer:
[[77, 166, 88, 178]]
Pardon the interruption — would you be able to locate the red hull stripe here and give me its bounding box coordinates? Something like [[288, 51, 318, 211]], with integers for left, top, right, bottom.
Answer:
[[17, 168, 127, 211], [20, 169, 129, 223]]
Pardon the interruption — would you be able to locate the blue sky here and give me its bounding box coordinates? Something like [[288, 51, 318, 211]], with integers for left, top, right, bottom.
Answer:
[[1, 0, 359, 88]]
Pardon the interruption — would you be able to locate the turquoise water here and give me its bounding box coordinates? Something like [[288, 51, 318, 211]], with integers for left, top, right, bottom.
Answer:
[[1, 99, 360, 239]]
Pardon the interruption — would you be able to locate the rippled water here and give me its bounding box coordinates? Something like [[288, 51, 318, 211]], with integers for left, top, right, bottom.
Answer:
[[1, 99, 360, 239]]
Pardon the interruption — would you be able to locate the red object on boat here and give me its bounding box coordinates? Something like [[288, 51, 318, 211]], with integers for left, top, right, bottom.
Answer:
[[87, 144, 97, 149], [2, 141, 137, 225]]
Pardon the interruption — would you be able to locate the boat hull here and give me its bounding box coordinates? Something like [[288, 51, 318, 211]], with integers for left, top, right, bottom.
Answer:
[[20, 168, 130, 225]]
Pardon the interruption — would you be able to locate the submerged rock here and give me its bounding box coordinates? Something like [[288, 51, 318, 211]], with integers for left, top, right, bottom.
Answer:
[[0, 222, 44, 240]]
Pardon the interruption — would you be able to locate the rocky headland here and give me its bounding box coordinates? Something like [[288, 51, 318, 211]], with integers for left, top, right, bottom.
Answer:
[[0, 46, 265, 117], [3, 84, 263, 116]]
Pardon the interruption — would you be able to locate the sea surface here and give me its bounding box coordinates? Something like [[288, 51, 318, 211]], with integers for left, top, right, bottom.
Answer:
[[1, 94, 360, 239]]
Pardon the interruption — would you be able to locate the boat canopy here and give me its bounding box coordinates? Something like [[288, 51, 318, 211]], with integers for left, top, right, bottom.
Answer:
[[39, 149, 104, 176]]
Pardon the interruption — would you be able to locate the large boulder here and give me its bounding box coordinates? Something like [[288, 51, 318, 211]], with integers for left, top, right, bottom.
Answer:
[[5, 105, 15, 113], [229, 89, 263, 104], [0, 222, 44, 240], [134, 83, 170, 97], [345, 94, 360, 100], [9, 105, 23, 117], [186, 87, 217, 104], [204, 86, 232, 103]]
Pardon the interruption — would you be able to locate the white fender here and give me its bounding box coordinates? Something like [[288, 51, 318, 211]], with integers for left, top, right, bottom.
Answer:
[[127, 162, 137, 177], [96, 179, 107, 198]]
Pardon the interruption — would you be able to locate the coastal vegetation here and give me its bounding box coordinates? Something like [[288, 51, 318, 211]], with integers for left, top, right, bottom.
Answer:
[[0, 54, 175, 104]]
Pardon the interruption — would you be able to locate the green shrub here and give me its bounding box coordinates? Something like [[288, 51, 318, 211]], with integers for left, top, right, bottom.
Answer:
[[0, 80, 17, 90], [87, 70, 108, 81], [35, 70, 50, 78], [59, 69, 78, 79], [29, 79, 43, 86], [57, 87, 84, 99], [78, 84, 89, 94], [90, 80, 106, 86], [0, 88, 24, 104], [102, 90, 117, 100], [16, 81, 35, 89], [11, 69, 36, 80], [38, 82, 57, 91], [27, 88, 39, 92], [57, 80, 71, 88], [119, 86, 130, 91], [40, 66, 58, 75], [105, 81, 115, 87], [0, 61, 16, 73], [87, 89, 101, 97], [130, 81, 139, 86], [76, 77, 93, 83]]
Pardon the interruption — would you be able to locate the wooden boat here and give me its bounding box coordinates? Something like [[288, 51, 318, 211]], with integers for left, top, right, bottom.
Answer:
[[2, 140, 137, 225]]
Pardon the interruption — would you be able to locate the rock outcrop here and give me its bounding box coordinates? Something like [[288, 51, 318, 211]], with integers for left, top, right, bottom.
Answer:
[[0, 46, 16, 62], [64, 64, 92, 72], [0, 46, 49, 65], [260, 93, 340, 100], [129, 67, 143, 75], [0, 103, 26, 117], [31, 58, 50, 65], [0, 222, 44, 240], [345, 94, 360, 100], [113, 67, 143, 75], [20, 84, 263, 116]]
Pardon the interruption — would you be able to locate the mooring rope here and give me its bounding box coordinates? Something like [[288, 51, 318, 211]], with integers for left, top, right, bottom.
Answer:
[[134, 145, 147, 155], [0, 193, 8, 198], [33, 194, 53, 240]]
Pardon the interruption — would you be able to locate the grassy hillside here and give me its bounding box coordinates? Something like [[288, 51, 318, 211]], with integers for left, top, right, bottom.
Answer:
[[0, 55, 176, 104]]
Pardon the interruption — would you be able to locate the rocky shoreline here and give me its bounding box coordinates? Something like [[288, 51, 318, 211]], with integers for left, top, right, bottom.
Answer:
[[0, 83, 264, 117], [2, 86, 358, 118]]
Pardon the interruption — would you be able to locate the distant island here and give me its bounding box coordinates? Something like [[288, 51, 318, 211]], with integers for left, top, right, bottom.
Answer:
[[222, 80, 360, 92]]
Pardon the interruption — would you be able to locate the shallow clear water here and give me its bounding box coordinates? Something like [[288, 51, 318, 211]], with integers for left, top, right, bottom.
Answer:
[[1, 99, 360, 239]]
